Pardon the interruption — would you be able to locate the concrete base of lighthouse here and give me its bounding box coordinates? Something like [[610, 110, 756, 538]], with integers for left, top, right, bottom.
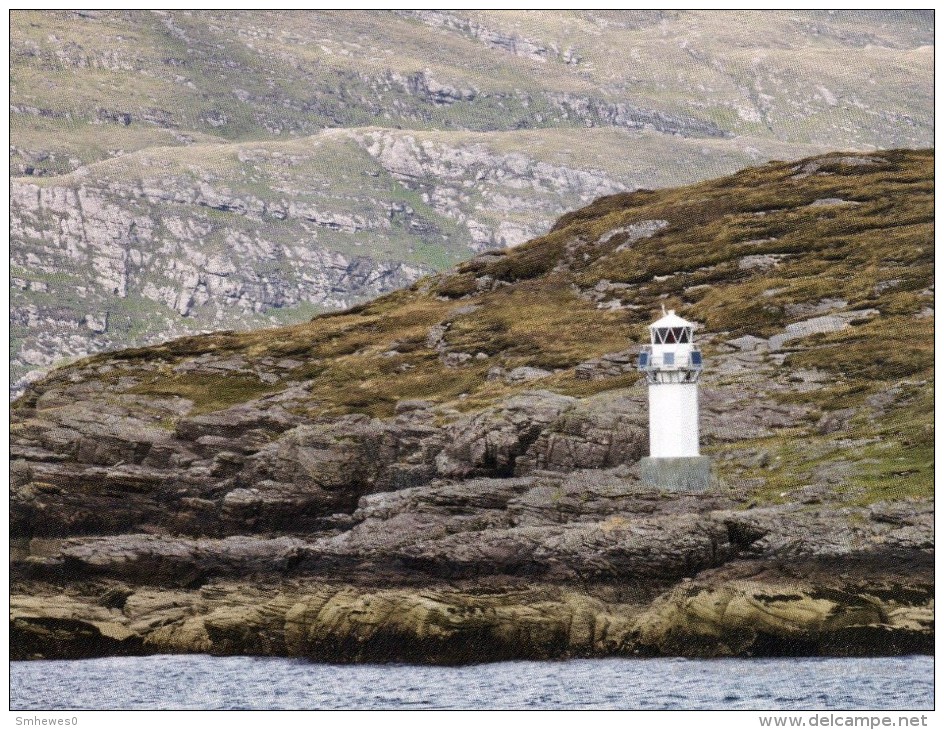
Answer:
[[640, 456, 712, 492]]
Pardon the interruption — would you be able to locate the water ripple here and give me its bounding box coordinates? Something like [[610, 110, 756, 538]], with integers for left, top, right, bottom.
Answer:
[[10, 655, 933, 711]]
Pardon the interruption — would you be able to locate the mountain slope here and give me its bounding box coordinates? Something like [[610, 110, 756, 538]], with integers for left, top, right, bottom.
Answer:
[[12, 127, 831, 390], [9, 10, 933, 390], [11, 9, 933, 175], [11, 150, 933, 662]]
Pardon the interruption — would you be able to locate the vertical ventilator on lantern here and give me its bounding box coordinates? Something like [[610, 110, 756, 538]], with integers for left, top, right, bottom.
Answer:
[[637, 307, 712, 491]]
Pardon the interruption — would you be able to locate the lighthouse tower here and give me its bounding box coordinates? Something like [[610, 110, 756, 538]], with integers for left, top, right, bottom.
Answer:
[[637, 308, 711, 491]]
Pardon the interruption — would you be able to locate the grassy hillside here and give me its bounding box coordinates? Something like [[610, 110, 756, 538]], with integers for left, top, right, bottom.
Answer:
[[22, 149, 932, 507], [11, 10, 932, 176], [10, 11, 932, 390]]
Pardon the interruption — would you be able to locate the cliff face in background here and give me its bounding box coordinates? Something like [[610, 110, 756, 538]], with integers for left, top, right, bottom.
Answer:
[[9, 9, 934, 392], [11, 150, 934, 662]]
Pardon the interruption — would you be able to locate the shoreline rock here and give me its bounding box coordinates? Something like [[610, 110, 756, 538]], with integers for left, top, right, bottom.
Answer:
[[12, 572, 932, 663]]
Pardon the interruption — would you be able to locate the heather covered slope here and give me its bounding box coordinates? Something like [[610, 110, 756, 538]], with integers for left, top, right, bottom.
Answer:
[[11, 150, 933, 662], [10, 10, 933, 389], [18, 149, 930, 501]]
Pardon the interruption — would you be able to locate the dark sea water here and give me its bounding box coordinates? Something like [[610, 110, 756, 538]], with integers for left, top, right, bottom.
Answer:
[[10, 655, 933, 710]]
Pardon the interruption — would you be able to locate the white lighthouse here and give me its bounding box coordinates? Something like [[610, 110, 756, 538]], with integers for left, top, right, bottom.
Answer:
[[637, 307, 711, 491]]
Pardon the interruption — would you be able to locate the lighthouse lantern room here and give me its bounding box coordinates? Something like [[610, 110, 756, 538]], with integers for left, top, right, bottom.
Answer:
[[637, 307, 711, 491]]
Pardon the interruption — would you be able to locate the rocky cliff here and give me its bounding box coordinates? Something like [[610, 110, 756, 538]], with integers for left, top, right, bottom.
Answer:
[[10, 10, 933, 391], [11, 150, 933, 662]]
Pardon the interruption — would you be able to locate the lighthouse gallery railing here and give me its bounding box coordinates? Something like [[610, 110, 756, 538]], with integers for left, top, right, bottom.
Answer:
[[637, 347, 703, 370]]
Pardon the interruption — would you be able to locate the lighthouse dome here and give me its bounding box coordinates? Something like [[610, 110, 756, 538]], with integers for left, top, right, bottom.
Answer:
[[648, 309, 694, 330]]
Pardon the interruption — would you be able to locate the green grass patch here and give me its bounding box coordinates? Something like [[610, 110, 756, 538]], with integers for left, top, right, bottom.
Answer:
[[129, 372, 284, 415]]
